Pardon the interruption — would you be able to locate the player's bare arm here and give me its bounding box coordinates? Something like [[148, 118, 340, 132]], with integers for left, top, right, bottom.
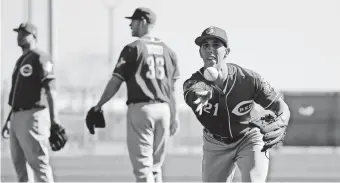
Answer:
[[168, 47, 181, 136], [45, 82, 69, 152], [169, 91, 179, 136], [44, 80, 59, 124], [169, 79, 180, 136], [41, 54, 59, 125], [95, 75, 124, 110]]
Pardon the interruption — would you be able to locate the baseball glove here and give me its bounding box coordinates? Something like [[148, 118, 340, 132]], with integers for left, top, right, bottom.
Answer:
[[249, 114, 287, 152], [49, 123, 68, 151], [85, 107, 106, 135]]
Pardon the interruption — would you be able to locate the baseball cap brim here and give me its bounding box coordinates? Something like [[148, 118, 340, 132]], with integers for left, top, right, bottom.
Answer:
[[125, 16, 142, 20], [13, 27, 30, 33], [195, 35, 227, 46]]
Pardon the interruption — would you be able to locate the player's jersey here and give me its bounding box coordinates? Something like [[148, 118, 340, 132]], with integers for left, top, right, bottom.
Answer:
[[8, 48, 55, 108], [113, 36, 180, 105], [183, 63, 281, 138]]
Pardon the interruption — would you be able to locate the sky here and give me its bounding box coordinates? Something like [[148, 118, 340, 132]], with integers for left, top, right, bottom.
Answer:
[[2, 0, 340, 93]]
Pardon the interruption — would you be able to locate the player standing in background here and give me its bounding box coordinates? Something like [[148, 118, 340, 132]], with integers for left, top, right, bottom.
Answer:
[[1, 22, 66, 182], [89, 7, 180, 183], [183, 26, 290, 182]]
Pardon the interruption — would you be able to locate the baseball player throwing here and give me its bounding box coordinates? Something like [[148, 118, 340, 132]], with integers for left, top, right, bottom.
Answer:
[[1, 22, 67, 182], [183, 26, 290, 182], [88, 7, 180, 183]]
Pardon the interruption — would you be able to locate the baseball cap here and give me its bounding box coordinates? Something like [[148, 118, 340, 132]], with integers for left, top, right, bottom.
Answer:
[[13, 22, 37, 37], [125, 7, 156, 24], [195, 26, 229, 47]]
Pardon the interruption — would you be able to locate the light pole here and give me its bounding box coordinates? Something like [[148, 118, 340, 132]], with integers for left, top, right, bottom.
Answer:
[[23, 0, 32, 22], [48, 0, 54, 57], [108, 6, 114, 64], [101, 0, 122, 64]]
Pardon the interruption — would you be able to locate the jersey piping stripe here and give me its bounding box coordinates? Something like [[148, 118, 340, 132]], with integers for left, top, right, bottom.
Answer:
[[112, 73, 125, 81], [198, 70, 204, 77], [264, 93, 281, 109], [184, 91, 189, 101], [226, 74, 237, 96], [225, 69, 237, 138]]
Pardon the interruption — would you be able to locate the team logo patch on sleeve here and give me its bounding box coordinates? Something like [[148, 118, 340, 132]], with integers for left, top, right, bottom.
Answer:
[[116, 58, 126, 68], [20, 64, 33, 77], [43, 61, 54, 73], [261, 78, 274, 95]]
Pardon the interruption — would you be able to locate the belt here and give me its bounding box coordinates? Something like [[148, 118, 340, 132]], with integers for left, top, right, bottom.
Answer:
[[12, 105, 44, 112], [128, 99, 164, 105], [204, 129, 243, 144], [12, 107, 33, 112]]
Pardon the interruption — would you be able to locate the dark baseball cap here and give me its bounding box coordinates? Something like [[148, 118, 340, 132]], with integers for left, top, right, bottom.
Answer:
[[13, 22, 37, 37], [125, 7, 156, 24], [195, 26, 229, 47]]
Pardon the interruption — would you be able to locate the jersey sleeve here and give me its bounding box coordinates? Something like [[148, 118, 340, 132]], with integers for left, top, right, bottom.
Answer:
[[183, 76, 213, 108], [253, 72, 281, 109], [113, 45, 137, 81], [39, 53, 55, 82]]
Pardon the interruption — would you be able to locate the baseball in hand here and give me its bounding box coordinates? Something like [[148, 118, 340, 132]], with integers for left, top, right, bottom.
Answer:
[[204, 67, 218, 81]]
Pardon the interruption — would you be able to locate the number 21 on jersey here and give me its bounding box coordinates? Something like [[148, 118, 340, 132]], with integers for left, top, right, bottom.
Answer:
[[146, 55, 165, 80], [203, 102, 219, 116]]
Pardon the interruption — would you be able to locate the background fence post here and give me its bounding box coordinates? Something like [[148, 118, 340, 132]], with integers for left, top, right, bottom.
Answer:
[[328, 92, 337, 146]]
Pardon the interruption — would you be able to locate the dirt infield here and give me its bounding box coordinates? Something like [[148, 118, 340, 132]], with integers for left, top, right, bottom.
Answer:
[[1, 150, 340, 182]]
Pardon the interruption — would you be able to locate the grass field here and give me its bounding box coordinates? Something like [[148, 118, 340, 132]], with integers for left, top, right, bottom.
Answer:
[[1, 147, 340, 182]]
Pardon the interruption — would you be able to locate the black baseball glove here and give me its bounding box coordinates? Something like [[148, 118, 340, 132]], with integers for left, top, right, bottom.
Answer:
[[49, 123, 68, 151], [249, 114, 287, 152], [85, 107, 106, 135]]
